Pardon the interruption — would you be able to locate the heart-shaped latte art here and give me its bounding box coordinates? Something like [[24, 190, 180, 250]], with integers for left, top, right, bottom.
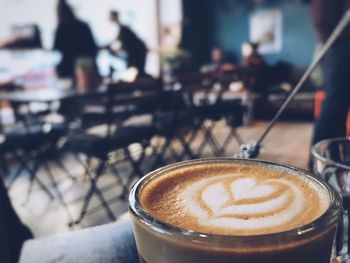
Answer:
[[182, 175, 304, 231]]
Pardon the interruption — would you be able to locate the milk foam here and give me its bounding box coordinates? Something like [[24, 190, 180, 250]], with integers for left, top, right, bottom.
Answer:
[[140, 163, 330, 236], [183, 175, 304, 231]]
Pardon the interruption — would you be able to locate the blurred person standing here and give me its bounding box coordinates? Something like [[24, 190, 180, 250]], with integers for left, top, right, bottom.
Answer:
[[241, 42, 268, 94], [54, 0, 97, 80], [108, 11, 148, 77], [311, 0, 350, 145]]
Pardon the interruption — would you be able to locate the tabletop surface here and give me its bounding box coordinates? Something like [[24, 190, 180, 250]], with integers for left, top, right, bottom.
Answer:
[[0, 89, 79, 103], [0, 84, 158, 104]]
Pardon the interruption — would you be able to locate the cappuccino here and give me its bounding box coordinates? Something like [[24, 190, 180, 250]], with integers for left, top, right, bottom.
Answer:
[[141, 163, 329, 236], [129, 159, 341, 263]]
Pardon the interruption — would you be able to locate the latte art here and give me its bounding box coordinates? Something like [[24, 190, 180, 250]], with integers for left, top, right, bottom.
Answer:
[[183, 176, 304, 231], [141, 163, 330, 236]]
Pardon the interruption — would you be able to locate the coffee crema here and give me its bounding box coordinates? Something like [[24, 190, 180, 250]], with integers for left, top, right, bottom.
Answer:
[[140, 163, 329, 236]]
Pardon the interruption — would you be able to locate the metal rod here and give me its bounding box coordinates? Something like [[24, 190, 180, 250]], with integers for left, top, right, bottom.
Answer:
[[239, 11, 350, 159]]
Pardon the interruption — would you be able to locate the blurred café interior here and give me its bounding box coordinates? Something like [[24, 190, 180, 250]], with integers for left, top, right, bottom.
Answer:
[[1, 0, 349, 262]]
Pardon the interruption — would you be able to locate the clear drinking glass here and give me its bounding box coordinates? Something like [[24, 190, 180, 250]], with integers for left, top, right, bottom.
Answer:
[[129, 158, 341, 263], [312, 137, 350, 262]]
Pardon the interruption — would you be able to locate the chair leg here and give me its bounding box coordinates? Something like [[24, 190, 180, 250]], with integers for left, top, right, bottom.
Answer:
[[197, 122, 221, 157], [72, 153, 92, 181], [167, 138, 181, 162], [220, 128, 235, 154], [233, 128, 244, 146], [185, 121, 201, 152], [53, 154, 77, 182], [23, 159, 40, 205], [14, 153, 54, 205], [69, 179, 96, 226], [119, 142, 151, 199], [219, 126, 244, 154], [93, 182, 116, 222], [205, 122, 221, 156], [196, 124, 210, 157], [71, 159, 115, 226], [147, 139, 163, 170], [89, 160, 116, 221], [151, 137, 172, 170], [123, 147, 144, 184], [6, 155, 26, 189], [109, 165, 126, 193], [42, 159, 74, 223], [177, 132, 196, 160]]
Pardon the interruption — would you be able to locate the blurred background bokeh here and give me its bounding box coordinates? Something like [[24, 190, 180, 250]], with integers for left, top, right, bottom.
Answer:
[[2, 0, 348, 262]]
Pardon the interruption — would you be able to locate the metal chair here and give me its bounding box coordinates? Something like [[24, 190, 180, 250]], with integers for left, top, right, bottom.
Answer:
[[64, 78, 161, 225], [0, 122, 70, 209], [149, 89, 196, 169], [175, 71, 245, 157]]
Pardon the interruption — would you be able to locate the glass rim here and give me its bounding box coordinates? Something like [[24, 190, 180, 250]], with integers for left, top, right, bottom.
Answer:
[[312, 137, 350, 170], [128, 158, 341, 242]]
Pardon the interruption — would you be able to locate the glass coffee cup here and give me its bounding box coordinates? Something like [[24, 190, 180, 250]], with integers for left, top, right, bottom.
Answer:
[[312, 137, 350, 262], [129, 158, 341, 263]]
